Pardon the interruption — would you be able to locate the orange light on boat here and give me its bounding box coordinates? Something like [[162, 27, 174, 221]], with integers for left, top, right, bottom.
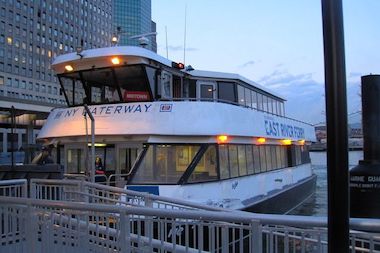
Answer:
[[217, 135, 229, 144], [281, 139, 292, 145], [298, 139, 305, 145], [64, 65, 74, 72], [257, 137, 266, 144], [111, 57, 120, 65]]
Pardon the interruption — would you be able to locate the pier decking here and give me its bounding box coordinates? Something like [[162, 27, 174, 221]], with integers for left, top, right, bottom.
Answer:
[[1, 179, 379, 252]]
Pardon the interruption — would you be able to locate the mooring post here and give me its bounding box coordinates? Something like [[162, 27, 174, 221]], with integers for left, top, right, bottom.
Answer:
[[321, 0, 349, 252]]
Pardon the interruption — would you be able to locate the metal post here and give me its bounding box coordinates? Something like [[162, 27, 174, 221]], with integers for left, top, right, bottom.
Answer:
[[83, 104, 95, 183], [321, 0, 349, 252], [10, 106, 15, 169]]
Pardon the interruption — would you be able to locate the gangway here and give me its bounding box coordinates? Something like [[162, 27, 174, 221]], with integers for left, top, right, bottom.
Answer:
[[1, 179, 380, 252]]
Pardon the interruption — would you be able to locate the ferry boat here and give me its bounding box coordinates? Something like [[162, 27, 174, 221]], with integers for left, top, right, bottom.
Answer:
[[37, 46, 316, 213]]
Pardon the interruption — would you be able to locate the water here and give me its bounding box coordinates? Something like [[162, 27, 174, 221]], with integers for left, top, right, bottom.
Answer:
[[290, 150, 363, 216]]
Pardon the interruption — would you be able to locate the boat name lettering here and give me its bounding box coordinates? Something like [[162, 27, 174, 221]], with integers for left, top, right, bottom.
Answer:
[[264, 119, 305, 139], [54, 104, 153, 119]]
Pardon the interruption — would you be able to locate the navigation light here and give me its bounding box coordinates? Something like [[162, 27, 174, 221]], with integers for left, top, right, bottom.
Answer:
[[281, 139, 292, 145], [172, 62, 185, 69], [298, 139, 305, 145], [217, 135, 229, 144], [257, 137, 266, 144], [111, 57, 120, 65], [65, 65, 74, 72]]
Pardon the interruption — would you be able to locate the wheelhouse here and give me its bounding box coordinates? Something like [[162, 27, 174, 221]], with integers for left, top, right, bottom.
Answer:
[[55, 47, 286, 116]]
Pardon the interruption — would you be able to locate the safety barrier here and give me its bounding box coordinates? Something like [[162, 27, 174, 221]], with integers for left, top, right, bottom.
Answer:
[[30, 178, 226, 211], [1, 179, 380, 252], [0, 179, 27, 198]]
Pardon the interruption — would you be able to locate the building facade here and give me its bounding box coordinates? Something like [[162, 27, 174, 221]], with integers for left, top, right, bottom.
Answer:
[[113, 0, 156, 52], [0, 0, 112, 162]]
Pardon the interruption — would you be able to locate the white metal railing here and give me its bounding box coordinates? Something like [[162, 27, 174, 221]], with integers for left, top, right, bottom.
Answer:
[[30, 178, 226, 212], [0, 179, 27, 198], [2, 179, 380, 252], [1, 196, 380, 253]]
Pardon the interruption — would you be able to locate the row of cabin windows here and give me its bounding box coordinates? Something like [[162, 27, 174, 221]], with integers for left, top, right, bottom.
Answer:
[[183, 80, 284, 116], [130, 144, 310, 185], [58, 65, 285, 116]]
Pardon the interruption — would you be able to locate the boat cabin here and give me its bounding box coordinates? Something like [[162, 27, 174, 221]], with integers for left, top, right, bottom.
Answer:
[[42, 46, 313, 185]]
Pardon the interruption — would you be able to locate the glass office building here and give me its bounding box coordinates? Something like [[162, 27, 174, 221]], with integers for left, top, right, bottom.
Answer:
[[0, 0, 112, 159], [113, 0, 156, 52]]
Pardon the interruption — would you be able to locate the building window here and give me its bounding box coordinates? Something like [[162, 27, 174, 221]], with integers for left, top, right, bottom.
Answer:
[[6, 37, 12, 45]]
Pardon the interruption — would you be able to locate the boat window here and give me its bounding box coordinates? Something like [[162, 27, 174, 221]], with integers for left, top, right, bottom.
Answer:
[[253, 145, 261, 173], [282, 146, 288, 167], [276, 146, 286, 168], [257, 93, 263, 111], [59, 75, 85, 106], [295, 145, 302, 165], [118, 147, 139, 174], [66, 148, 85, 174], [228, 145, 239, 177], [245, 88, 252, 108], [145, 66, 156, 96], [200, 84, 214, 100], [86, 144, 116, 173], [160, 71, 172, 99], [173, 75, 182, 98], [238, 145, 247, 176], [131, 144, 200, 184], [267, 97, 273, 114], [280, 102, 285, 116], [183, 79, 196, 99], [187, 145, 218, 183], [252, 91, 258, 110], [270, 145, 278, 169], [301, 145, 310, 164], [237, 85, 245, 106], [246, 145, 254, 175], [218, 144, 230, 179], [265, 146, 272, 171], [58, 65, 152, 106], [217, 81, 236, 103], [114, 66, 151, 102], [263, 95, 268, 113], [259, 146, 267, 172], [273, 100, 278, 115]]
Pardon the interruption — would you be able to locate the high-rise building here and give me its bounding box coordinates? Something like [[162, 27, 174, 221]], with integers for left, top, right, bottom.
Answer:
[[112, 0, 156, 52], [0, 0, 112, 162]]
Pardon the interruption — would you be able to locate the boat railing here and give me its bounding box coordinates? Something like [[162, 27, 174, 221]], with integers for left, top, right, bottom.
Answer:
[[0, 179, 27, 198], [30, 178, 227, 212]]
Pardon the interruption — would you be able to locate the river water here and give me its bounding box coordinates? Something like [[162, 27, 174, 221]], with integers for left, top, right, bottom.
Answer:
[[290, 151, 363, 216]]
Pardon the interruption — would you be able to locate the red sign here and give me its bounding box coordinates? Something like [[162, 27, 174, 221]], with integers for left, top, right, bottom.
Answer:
[[123, 91, 150, 102]]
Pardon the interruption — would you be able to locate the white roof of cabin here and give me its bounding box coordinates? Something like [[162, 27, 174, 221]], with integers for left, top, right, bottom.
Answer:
[[52, 46, 285, 100], [52, 46, 173, 67]]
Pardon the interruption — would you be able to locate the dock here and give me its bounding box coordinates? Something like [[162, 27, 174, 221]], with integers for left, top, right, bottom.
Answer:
[[1, 179, 379, 252]]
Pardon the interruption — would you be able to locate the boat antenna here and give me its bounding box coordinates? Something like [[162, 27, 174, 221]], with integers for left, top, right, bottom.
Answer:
[[183, 4, 187, 65], [165, 26, 169, 58]]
